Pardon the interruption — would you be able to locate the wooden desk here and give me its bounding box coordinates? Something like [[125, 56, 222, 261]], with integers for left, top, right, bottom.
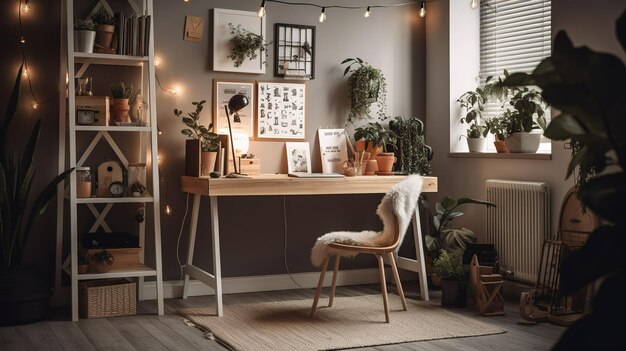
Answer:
[[180, 175, 438, 316]]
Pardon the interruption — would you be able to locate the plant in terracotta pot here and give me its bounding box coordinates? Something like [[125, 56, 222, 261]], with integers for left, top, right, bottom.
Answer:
[[110, 82, 133, 123], [433, 250, 469, 307], [227, 23, 271, 67], [91, 10, 115, 53], [88, 250, 114, 273], [354, 122, 397, 174], [73, 17, 96, 53], [174, 100, 220, 175], [342, 57, 387, 122], [388, 116, 433, 175], [484, 115, 510, 153]]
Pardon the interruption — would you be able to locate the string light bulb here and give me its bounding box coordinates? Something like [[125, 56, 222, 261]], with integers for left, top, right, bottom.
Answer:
[[154, 56, 162, 67], [20, 36, 26, 44], [165, 205, 172, 215], [22, 68, 29, 78], [470, 0, 478, 9], [31, 102, 38, 110], [158, 127, 162, 135], [319, 7, 326, 23], [168, 86, 179, 95], [21, 1, 31, 14], [258, 0, 266, 17], [419, 1, 426, 18], [364, 6, 371, 18]]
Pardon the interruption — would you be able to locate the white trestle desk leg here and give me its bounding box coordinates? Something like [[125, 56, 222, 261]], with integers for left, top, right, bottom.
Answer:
[[182, 194, 201, 299], [210, 196, 224, 317], [412, 207, 430, 301]]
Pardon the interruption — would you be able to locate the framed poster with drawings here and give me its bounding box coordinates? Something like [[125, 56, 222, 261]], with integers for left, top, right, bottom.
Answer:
[[213, 79, 255, 138], [256, 81, 306, 140]]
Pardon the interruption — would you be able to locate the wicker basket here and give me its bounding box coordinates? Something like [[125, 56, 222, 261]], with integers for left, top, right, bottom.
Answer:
[[79, 279, 136, 318]]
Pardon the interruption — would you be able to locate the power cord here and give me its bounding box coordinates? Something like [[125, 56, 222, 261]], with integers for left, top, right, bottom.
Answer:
[[283, 195, 304, 289], [176, 193, 191, 280]]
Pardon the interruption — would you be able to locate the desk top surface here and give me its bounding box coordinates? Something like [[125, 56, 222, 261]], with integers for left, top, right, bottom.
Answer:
[[181, 174, 437, 197]]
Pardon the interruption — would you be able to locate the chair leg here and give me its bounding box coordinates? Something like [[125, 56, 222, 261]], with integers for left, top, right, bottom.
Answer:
[[310, 256, 329, 317], [376, 254, 390, 323], [328, 254, 341, 307], [388, 252, 407, 311]]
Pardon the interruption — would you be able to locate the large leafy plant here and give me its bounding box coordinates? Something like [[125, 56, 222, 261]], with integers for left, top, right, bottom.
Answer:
[[388, 116, 432, 175], [342, 57, 387, 122], [1, 65, 74, 267], [502, 10, 626, 349], [173, 100, 219, 152], [353, 122, 397, 153]]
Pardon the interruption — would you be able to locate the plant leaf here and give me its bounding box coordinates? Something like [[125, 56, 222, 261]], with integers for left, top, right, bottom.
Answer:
[[456, 197, 496, 207], [579, 173, 626, 224]]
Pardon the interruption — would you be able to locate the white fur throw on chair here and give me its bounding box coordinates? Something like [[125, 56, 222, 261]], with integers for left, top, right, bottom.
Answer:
[[310, 175, 424, 266]]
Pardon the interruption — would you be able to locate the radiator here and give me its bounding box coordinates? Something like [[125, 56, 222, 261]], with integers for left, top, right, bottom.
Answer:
[[486, 180, 550, 284]]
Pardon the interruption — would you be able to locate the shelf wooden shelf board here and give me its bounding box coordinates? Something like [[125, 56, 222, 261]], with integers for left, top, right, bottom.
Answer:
[[75, 265, 157, 280], [73, 52, 150, 66], [76, 196, 154, 204], [74, 126, 152, 132]]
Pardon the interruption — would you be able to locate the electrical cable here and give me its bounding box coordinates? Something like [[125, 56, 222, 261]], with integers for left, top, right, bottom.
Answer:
[[176, 192, 191, 280], [283, 195, 305, 289]]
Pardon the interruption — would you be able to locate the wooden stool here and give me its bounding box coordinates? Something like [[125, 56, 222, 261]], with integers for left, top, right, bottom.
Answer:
[[470, 254, 505, 316]]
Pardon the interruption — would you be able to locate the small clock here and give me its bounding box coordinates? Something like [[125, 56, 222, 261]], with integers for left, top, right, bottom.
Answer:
[[108, 181, 125, 197]]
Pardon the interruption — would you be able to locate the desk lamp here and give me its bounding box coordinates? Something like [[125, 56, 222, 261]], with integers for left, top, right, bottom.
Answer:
[[224, 94, 249, 176]]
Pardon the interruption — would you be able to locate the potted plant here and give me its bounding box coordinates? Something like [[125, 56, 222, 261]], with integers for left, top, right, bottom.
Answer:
[[88, 250, 114, 273], [388, 116, 433, 175], [354, 122, 397, 173], [484, 115, 510, 153], [0, 65, 74, 326], [342, 57, 387, 122], [500, 87, 548, 153], [91, 10, 115, 53], [227, 23, 271, 67], [109, 82, 133, 123], [460, 123, 487, 152], [433, 250, 469, 307], [457, 87, 489, 152], [174, 100, 220, 175], [74, 17, 96, 53]]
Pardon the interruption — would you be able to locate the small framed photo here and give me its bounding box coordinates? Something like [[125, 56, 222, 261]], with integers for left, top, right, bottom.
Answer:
[[256, 81, 306, 140], [285, 142, 311, 174], [213, 79, 255, 138]]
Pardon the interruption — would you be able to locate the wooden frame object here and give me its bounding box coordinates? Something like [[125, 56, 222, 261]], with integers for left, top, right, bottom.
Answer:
[[274, 23, 315, 79], [256, 81, 306, 140], [285, 142, 312, 173], [184, 15, 204, 42], [212, 79, 255, 138], [212, 8, 266, 74]]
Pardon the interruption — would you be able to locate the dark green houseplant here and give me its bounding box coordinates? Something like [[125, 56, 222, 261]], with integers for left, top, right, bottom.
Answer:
[[174, 100, 219, 152], [1, 65, 74, 325], [388, 116, 432, 175], [342, 57, 387, 122], [227, 23, 271, 67], [353, 122, 397, 154], [502, 10, 626, 349], [433, 250, 469, 307]]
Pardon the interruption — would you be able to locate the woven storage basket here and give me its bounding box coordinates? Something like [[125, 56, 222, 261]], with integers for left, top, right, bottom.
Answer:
[[79, 279, 136, 318]]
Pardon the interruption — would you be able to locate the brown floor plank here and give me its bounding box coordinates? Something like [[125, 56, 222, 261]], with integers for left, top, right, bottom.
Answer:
[[48, 321, 97, 351], [108, 317, 169, 351], [0, 327, 38, 351], [135, 315, 202, 351], [78, 318, 136, 351], [15, 322, 64, 351]]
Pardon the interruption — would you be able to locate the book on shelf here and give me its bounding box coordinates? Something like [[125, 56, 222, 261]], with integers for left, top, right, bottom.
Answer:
[[114, 12, 151, 56]]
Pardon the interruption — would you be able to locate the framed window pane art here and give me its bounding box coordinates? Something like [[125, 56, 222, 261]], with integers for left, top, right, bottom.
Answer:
[[256, 81, 306, 140], [213, 79, 255, 138], [274, 23, 315, 80]]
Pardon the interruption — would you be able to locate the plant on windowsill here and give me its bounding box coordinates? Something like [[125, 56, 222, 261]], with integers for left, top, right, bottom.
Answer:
[[501, 86, 549, 153], [342, 57, 387, 122], [109, 81, 133, 124], [433, 250, 469, 307], [227, 23, 271, 67], [174, 100, 220, 175], [484, 115, 510, 153], [388, 116, 433, 175], [457, 86, 488, 152]]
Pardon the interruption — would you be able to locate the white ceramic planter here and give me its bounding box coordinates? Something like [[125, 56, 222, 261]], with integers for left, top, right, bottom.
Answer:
[[505, 132, 542, 153], [466, 137, 487, 153], [74, 30, 96, 53]]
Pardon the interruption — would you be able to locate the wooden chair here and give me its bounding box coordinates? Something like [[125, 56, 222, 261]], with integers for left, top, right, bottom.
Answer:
[[309, 176, 423, 323], [470, 254, 505, 316]]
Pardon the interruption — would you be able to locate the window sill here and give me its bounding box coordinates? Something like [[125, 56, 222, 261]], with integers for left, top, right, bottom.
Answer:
[[448, 152, 552, 160]]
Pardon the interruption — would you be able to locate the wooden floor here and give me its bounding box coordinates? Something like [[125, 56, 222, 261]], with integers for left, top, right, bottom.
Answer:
[[0, 284, 564, 351]]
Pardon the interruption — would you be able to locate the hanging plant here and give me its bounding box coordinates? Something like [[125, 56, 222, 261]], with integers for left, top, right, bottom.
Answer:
[[389, 116, 433, 175], [341, 57, 387, 123], [227, 23, 271, 67]]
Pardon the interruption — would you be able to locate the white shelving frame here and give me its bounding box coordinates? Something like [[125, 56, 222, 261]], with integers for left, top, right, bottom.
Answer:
[[57, 0, 163, 321]]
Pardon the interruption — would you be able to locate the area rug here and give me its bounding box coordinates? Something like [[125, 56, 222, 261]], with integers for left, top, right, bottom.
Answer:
[[178, 295, 506, 351]]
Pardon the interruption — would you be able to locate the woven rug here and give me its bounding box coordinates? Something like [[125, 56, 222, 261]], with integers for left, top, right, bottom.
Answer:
[[179, 295, 506, 351]]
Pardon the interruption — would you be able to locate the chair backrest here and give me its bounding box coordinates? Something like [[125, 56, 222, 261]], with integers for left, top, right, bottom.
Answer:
[[374, 175, 424, 249]]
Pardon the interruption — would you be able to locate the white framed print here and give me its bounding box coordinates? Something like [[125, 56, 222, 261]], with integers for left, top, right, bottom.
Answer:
[[256, 81, 306, 140], [212, 8, 266, 74], [213, 79, 255, 138], [285, 142, 311, 173]]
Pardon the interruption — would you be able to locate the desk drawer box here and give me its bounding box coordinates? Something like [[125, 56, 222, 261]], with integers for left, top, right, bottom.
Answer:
[[87, 248, 141, 269], [76, 96, 110, 126], [239, 158, 260, 175]]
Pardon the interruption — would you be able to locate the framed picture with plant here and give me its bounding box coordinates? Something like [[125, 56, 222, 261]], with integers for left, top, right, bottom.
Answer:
[[274, 23, 315, 80], [212, 79, 255, 138], [212, 8, 267, 74]]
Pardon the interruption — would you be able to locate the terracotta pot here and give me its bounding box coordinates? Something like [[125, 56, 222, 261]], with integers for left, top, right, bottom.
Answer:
[[95, 24, 115, 50], [355, 140, 383, 155], [494, 140, 510, 153], [505, 132, 542, 153], [355, 140, 367, 152], [364, 159, 378, 175], [466, 137, 486, 153], [375, 152, 396, 173], [111, 98, 130, 123], [201, 151, 218, 176], [431, 273, 442, 287], [88, 261, 113, 273]]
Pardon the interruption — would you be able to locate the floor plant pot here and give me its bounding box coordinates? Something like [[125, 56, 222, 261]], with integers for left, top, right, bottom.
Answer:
[[466, 137, 486, 153], [375, 152, 396, 174], [95, 24, 115, 52], [201, 151, 218, 176], [505, 132, 542, 153], [440, 279, 467, 308], [0, 266, 51, 326], [74, 30, 96, 53], [111, 98, 130, 123]]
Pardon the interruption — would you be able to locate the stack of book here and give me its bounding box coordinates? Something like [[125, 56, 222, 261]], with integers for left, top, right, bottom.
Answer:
[[113, 12, 151, 56]]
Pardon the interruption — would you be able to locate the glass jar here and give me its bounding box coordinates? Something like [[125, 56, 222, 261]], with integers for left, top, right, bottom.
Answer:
[[76, 167, 92, 198], [127, 163, 147, 197]]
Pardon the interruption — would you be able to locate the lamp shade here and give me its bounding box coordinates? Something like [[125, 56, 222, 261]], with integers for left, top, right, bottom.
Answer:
[[228, 94, 249, 113]]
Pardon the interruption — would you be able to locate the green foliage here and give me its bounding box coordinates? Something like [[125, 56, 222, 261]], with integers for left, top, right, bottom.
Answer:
[[1, 64, 74, 267], [388, 116, 432, 175], [90, 10, 115, 25], [353, 122, 397, 153], [227, 23, 271, 67], [173, 100, 219, 152], [433, 250, 468, 281], [74, 17, 95, 31], [109, 82, 133, 99], [425, 196, 496, 256], [342, 57, 387, 122], [504, 87, 548, 133], [483, 115, 508, 140], [501, 11, 626, 349]]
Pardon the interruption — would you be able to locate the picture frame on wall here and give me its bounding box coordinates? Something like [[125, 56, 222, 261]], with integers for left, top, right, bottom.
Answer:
[[274, 23, 315, 80], [285, 142, 312, 174], [256, 81, 306, 140], [212, 8, 267, 74], [213, 79, 255, 138]]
